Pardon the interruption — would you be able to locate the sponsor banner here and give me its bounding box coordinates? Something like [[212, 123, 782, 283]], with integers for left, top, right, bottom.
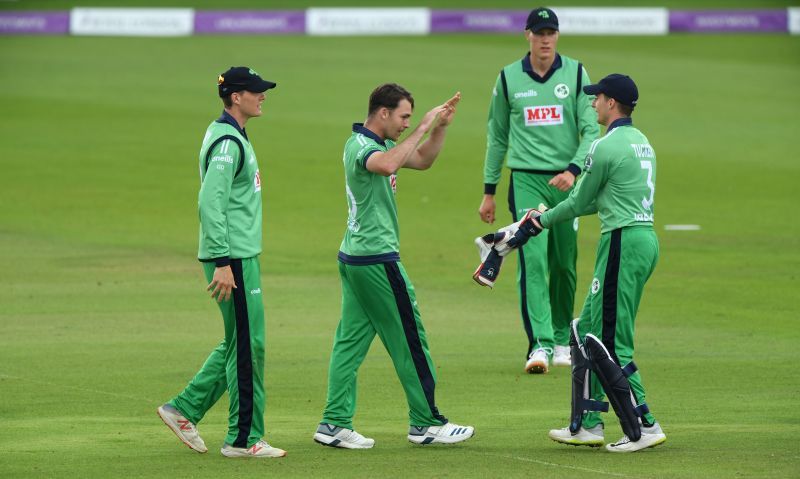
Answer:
[[0, 11, 69, 35], [195, 10, 305, 34], [524, 105, 564, 126], [670, 10, 787, 32], [3, 7, 793, 37], [70, 8, 194, 36], [431, 10, 527, 33], [431, 9, 669, 35], [554, 8, 669, 35], [789, 8, 800, 34], [307, 8, 430, 36]]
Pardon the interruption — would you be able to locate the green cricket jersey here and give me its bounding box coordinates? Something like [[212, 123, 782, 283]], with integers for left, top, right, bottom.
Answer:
[[197, 111, 262, 263], [338, 123, 400, 265], [540, 118, 656, 233], [484, 53, 600, 193]]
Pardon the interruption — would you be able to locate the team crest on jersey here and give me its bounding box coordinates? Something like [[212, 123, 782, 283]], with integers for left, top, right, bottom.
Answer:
[[524, 106, 563, 126], [584, 155, 593, 171], [254, 170, 261, 192], [390, 174, 397, 194], [591, 278, 600, 295], [554, 83, 570, 99]]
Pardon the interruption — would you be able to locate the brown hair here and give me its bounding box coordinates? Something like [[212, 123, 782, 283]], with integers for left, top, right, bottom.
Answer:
[[221, 94, 233, 108], [618, 103, 634, 117], [368, 83, 414, 116]]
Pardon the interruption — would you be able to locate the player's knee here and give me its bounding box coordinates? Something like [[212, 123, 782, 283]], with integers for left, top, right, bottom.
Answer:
[[251, 338, 265, 359], [548, 262, 575, 278]]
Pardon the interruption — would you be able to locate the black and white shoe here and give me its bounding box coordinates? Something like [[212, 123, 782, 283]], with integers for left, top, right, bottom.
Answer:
[[408, 423, 474, 445], [548, 424, 604, 447], [606, 423, 666, 453], [313, 423, 375, 449]]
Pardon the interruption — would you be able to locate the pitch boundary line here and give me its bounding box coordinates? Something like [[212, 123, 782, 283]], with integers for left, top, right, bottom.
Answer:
[[481, 452, 644, 478], [0, 372, 159, 404]]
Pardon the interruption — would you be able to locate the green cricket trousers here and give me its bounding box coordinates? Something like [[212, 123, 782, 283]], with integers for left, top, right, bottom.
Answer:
[[509, 170, 578, 355], [577, 226, 659, 428], [322, 260, 448, 428], [169, 257, 266, 448]]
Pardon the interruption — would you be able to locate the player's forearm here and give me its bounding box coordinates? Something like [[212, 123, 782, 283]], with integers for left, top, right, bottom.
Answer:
[[369, 127, 427, 175], [483, 147, 505, 193], [199, 208, 231, 258], [198, 180, 232, 258], [572, 100, 601, 166], [412, 125, 448, 169], [540, 199, 579, 228], [483, 137, 506, 189], [484, 123, 508, 186], [541, 177, 598, 227]]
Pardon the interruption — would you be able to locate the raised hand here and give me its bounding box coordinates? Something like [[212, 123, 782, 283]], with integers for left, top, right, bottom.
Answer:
[[437, 92, 461, 127], [418, 104, 448, 133]]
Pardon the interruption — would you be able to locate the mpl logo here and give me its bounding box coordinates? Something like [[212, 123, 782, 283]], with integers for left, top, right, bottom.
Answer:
[[524, 105, 563, 126], [254, 170, 261, 192]]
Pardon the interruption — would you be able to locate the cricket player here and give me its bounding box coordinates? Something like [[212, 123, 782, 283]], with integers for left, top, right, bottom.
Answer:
[[313, 84, 474, 448], [479, 7, 600, 373], [157, 66, 286, 458], [487, 74, 666, 452]]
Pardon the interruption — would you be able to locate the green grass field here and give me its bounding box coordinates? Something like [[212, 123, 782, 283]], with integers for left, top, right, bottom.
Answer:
[[1, 8, 799, 478]]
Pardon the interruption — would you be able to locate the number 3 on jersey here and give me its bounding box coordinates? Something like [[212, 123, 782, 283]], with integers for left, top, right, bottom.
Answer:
[[640, 160, 655, 211]]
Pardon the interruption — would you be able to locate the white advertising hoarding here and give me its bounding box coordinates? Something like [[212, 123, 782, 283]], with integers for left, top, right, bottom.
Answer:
[[70, 8, 194, 36], [307, 8, 430, 36], [789, 8, 800, 34], [554, 8, 668, 35]]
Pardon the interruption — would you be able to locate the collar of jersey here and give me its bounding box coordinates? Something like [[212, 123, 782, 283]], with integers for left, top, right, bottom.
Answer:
[[607, 117, 633, 133], [522, 52, 562, 83], [217, 110, 249, 141], [352, 123, 386, 147]]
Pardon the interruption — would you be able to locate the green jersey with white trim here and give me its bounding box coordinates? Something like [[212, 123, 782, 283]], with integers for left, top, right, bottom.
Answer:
[[338, 124, 399, 264], [197, 112, 262, 261], [484, 53, 600, 189], [540, 118, 656, 233]]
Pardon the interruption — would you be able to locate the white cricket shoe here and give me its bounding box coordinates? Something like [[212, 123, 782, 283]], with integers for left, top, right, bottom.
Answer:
[[221, 439, 287, 458], [606, 423, 666, 453], [548, 424, 604, 447], [553, 345, 571, 366], [525, 348, 550, 374], [408, 422, 474, 445], [157, 404, 208, 453], [313, 423, 375, 449]]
